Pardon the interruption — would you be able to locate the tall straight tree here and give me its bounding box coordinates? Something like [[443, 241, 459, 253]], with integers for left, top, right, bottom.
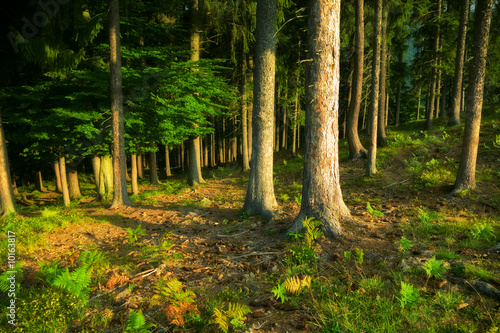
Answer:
[[289, 0, 349, 237], [347, 0, 367, 160], [377, 7, 388, 145], [109, 0, 132, 208], [243, 0, 277, 220], [0, 110, 17, 217], [187, 0, 205, 186], [452, 0, 494, 194], [367, 0, 383, 176], [425, 0, 441, 131], [448, 0, 470, 126]]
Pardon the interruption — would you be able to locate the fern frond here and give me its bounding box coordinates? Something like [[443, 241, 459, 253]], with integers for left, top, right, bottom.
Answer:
[[212, 308, 229, 333], [284, 275, 302, 294], [125, 310, 155, 332], [53, 265, 91, 299]]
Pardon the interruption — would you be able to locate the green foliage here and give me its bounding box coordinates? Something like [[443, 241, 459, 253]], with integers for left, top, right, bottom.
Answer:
[[272, 282, 289, 303], [280, 193, 290, 203], [354, 248, 364, 265], [404, 156, 454, 188], [423, 257, 449, 280], [294, 195, 302, 205], [285, 217, 323, 268], [211, 303, 251, 333], [398, 237, 414, 251], [343, 251, 352, 262], [390, 133, 414, 147], [125, 310, 156, 333], [398, 282, 419, 309], [154, 277, 196, 306], [125, 225, 147, 244], [0, 261, 23, 293], [470, 223, 496, 243], [52, 265, 92, 300], [366, 202, 384, 217]]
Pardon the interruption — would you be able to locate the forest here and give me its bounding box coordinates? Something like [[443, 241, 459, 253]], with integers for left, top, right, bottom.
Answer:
[[0, 0, 499, 331]]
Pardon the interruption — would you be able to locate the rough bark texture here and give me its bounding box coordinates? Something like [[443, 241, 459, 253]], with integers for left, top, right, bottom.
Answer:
[[91, 155, 102, 201], [131, 154, 138, 195], [100, 155, 113, 197], [289, 0, 349, 238], [243, 0, 277, 220], [59, 157, 70, 207], [448, 0, 469, 126], [0, 110, 17, 216], [54, 160, 63, 193], [452, 0, 493, 194], [347, 0, 367, 160], [67, 167, 82, 199], [165, 146, 172, 177], [425, 0, 441, 131], [188, 137, 205, 186], [149, 148, 160, 185], [366, 0, 382, 176], [109, 0, 132, 208], [377, 7, 388, 145], [241, 50, 250, 171]]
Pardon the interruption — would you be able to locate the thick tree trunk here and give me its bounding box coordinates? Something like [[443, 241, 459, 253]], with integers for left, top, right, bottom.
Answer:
[[0, 110, 17, 216], [35, 171, 46, 192], [243, 0, 277, 220], [67, 167, 81, 200], [100, 155, 113, 198], [188, 137, 205, 186], [377, 8, 388, 146], [54, 160, 63, 193], [59, 156, 70, 207], [448, 0, 469, 126], [131, 153, 138, 195], [425, 0, 441, 131], [91, 155, 102, 201], [109, 0, 132, 208], [203, 137, 208, 167], [452, 0, 493, 194], [367, 0, 382, 176], [165, 145, 172, 177], [289, 0, 349, 238], [149, 147, 160, 185], [347, 0, 367, 160]]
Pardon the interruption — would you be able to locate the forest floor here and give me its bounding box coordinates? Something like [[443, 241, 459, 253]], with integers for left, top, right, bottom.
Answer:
[[1, 118, 500, 332]]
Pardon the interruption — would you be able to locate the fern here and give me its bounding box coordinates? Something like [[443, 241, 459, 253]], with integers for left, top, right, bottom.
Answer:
[[52, 265, 91, 300], [212, 303, 251, 333], [79, 250, 104, 267], [283, 275, 312, 295], [125, 224, 147, 244], [367, 202, 384, 217], [125, 310, 155, 332], [271, 282, 289, 303], [423, 257, 449, 279]]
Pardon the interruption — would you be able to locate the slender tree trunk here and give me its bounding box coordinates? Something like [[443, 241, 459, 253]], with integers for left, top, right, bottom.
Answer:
[[248, 62, 253, 161], [377, 7, 388, 145], [67, 167, 81, 200], [275, 87, 280, 152], [282, 82, 288, 149], [448, 0, 469, 126], [137, 154, 143, 179], [149, 147, 160, 185], [241, 49, 250, 171], [289, 0, 349, 238], [347, 0, 367, 160], [395, 84, 401, 126], [165, 145, 172, 177], [200, 138, 204, 168], [109, 0, 131, 208], [416, 88, 421, 120], [35, 171, 46, 192], [11, 171, 18, 196], [292, 85, 299, 156], [367, 0, 382, 176], [92, 155, 102, 201], [425, 0, 441, 131], [203, 137, 208, 167], [131, 153, 138, 195], [452, 0, 493, 194], [440, 73, 447, 118], [243, 0, 277, 220], [59, 156, 70, 207], [435, 59, 442, 118], [0, 110, 17, 216], [54, 160, 63, 193]]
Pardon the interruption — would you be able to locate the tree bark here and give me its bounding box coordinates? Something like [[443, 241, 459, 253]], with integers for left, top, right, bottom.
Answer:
[[416, 87, 421, 120], [149, 147, 160, 185], [425, 0, 441, 131], [289, 0, 349, 238], [377, 7, 388, 145], [91, 155, 102, 201], [448, 0, 469, 126], [188, 137, 205, 185], [35, 170, 46, 192], [241, 50, 250, 171], [367, 0, 382, 176], [452, 0, 493, 194], [100, 155, 113, 198], [347, 0, 367, 160], [11, 171, 18, 196], [137, 154, 143, 179], [0, 110, 17, 216], [131, 153, 138, 195], [165, 145, 172, 177], [54, 160, 63, 193], [109, 0, 132, 208], [59, 156, 70, 207], [243, 0, 277, 220], [67, 166, 81, 200]]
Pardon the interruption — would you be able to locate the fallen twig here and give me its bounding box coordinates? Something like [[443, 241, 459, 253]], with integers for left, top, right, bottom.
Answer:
[[217, 230, 249, 238], [228, 252, 280, 260], [382, 179, 410, 188]]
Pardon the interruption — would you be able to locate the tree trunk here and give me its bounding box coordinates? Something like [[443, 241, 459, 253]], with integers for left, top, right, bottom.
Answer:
[[282, 82, 288, 149], [435, 59, 442, 118], [54, 160, 63, 193], [11, 171, 18, 196], [59, 156, 70, 207], [165, 145, 172, 177], [367, 0, 382, 176], [452, 0, 493, 194], [200, 138, 204, 168], [275, 87, 280, 152], [416, 88, 421, 120], [292, 85, 299, 156], [243, 0, 277, 220], [203, 137, 208, 167], [67, 167, 81, 200], [188, 137, 205, 186], [137, 154, 143, 179], [0, 110, 17, 216], [395, 84, 401, 126], [35, 170, 46, 192], [425, 0, 441, 131], [131, 153, 138, 195], [91, 155, 102, 201], [440, 73, 447, 118], [289, 0, 349, 238], [248, 64, 253, 161], [347, 0, 367, 160], [377, 7, 388, 146], [448, 0, 469, 126], [149, 147, 160, 185], [241, 50, 250, 171], [109, 0, 132, 208]]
